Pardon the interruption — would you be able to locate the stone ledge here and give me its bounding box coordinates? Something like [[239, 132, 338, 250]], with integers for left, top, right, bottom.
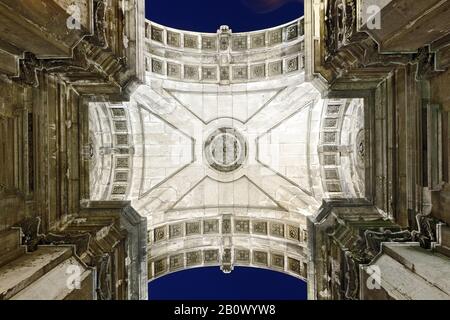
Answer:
[[0, 246, 74, 300], [0, 229, 26, 268], [362, 243, 450, 300]]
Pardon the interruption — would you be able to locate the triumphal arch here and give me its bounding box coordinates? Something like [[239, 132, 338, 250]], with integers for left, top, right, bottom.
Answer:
[[89, 15, 366, 287]]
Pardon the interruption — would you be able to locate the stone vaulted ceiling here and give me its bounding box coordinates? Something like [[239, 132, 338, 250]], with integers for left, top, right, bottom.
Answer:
[[88, 17, 365, 280]]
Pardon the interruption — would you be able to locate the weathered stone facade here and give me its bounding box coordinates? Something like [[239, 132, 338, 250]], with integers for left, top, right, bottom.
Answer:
[[0, 0, 148, 300], [305, 0, 450, 300]]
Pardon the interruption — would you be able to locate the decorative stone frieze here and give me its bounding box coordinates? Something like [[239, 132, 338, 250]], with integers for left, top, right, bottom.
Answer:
[[144, 18, 305, 83]]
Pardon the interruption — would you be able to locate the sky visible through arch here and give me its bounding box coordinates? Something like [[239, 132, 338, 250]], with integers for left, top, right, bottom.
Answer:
[[145, 0, 305, 32], [149, 267, 307, 300], [145, 0, 307, 300]]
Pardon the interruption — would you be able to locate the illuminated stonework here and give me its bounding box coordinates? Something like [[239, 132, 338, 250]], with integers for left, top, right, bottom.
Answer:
[[89, 17, 366, 282]]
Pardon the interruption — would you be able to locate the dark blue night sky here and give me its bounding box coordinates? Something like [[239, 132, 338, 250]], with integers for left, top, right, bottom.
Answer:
[[145, 0, 307, 300], [145, 0, 304, 32], [149, 267, 307, 300]]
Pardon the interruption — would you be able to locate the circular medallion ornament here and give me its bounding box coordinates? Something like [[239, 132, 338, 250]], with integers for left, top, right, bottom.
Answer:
[[204, 127, 248, 173]]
